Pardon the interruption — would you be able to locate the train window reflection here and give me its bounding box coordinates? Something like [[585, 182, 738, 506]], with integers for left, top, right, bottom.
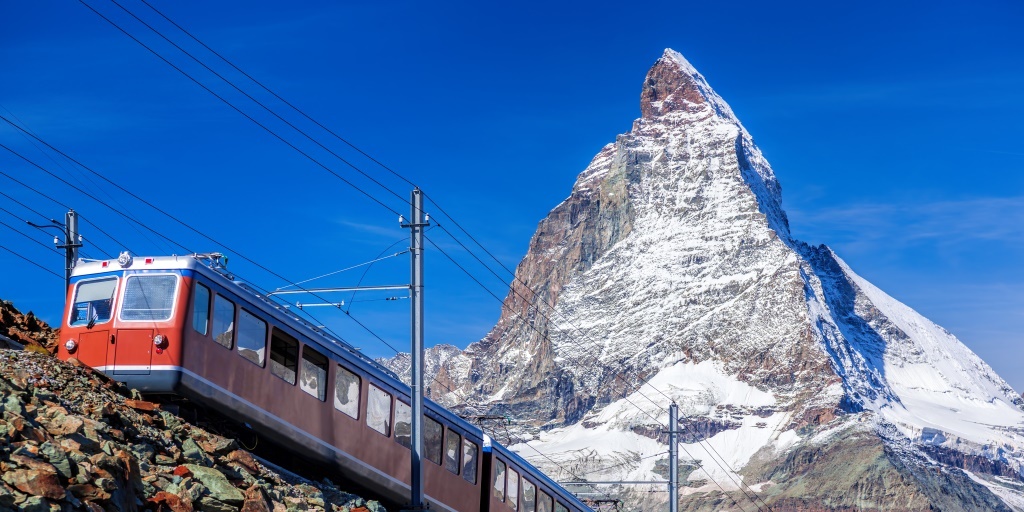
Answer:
[[300, 346, 328, 401], [69, 277, 117, 327], [425, 417, 443, 465], [462, 439, 478, 484], [237, 309, 266, 366], [269, 328, 298, 384], [507, 468, 519, 511], [522, 480, 536, 512], [493, 459, 506, 501], [444, 430, 461, 474], [212, 294, 235, 349], [120, 275, 177, 321], [538, 491, 553, 512], [395, 400, 411, 448], [367, 384, 392, 436], [192, 283, 210, 335], [554, 502, 569, 512], [334, 366, 360, 418]]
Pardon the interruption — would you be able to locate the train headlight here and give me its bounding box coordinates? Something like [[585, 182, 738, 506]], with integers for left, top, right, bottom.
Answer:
[[64, 339, 78, 353], [153, 334, 168, 349]]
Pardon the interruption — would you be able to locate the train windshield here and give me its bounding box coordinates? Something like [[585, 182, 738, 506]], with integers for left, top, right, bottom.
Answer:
[[120, 274, 178, 321], [69, 277, 117, 326]]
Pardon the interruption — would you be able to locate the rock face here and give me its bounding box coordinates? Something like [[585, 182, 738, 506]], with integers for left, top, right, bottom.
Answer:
[[0, 299, 58, 353], [0, 349, 386, 512], [385, 49, 1024, 510]]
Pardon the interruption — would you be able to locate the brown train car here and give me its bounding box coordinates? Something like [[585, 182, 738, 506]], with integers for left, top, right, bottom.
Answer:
[[55, 253, 487, 512], [484, 440, 591, 512]]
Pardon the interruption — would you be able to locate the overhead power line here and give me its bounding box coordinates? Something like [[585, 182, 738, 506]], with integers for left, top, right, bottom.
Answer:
[[136, 0, 418, 192], [423, 232, 759, 512], [0, 243, 63, 279], [78, 0, 405, 218], [71, 3, 771, 507], [0, 170, 131, 256]]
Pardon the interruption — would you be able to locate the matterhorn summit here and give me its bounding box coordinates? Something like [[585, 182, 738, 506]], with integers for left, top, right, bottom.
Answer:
[[387, 49, 1024, 510]]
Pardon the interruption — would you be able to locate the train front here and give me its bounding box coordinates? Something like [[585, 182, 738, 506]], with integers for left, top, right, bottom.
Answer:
[[55, 253, 196, 393]]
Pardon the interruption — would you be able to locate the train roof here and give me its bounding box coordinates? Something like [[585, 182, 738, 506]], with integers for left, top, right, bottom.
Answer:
[[485, 437, 595, 510], [71, 253, 482, 437], [74, 253, 591, 509]]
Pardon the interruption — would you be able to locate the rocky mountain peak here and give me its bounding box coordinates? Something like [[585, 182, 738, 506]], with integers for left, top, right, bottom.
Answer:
[[639, 48, 741, 127], [385, 50, 1024, 510]]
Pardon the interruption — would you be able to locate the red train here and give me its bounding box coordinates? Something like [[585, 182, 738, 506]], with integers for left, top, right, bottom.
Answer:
[[55, 253, 592, 512]]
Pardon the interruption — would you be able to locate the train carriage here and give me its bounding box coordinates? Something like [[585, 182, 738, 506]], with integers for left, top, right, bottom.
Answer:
[[485, 440, 592, 512], [56, 253, 591, 512]]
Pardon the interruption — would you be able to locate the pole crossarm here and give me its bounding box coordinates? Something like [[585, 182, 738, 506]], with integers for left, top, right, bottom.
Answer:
[[267, 285, 409, 296]]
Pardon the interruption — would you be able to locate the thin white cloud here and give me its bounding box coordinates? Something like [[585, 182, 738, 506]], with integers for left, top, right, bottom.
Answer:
[[789, 196, 1024, 248]]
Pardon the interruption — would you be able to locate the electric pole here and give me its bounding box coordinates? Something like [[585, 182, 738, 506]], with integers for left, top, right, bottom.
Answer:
[[402, 188, 429, 511], [60, 210, 81, 289], [30, 209, 82, 292], [669, 403, 678, 512]]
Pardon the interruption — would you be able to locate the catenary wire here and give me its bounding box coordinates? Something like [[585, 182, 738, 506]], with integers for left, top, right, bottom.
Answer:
[[0, 104, 171, 254], [105, 0, 412, 209], [2, 129, 406, 368], [0, 170, 133, 255], [0, 141, 193, 253], [346, 235, 414, 313], [276, 250, 409, 292], [74, 4, 766, 505], [137, 0, 418, 191], [0, 243, 63, 279], [76, 0, 404, 218], [424, 231, 762, 512], [105, 8, 756, 494], [0, 216, 64, 257], [429, 221, 771, 510]]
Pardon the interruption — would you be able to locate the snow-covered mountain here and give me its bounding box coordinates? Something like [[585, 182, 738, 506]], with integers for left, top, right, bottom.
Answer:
[[386, 49, 1024, 511]]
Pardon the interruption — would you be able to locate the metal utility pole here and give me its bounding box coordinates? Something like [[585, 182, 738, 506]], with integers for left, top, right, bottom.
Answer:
[[60, 210, 81, 289], [30, 209, 82, 292], [669, 403, 679, 512], [402, 188, 429, 511]]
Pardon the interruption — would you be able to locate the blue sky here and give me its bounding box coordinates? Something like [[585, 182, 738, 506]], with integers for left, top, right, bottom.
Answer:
[[0, 1, 1021, 391]]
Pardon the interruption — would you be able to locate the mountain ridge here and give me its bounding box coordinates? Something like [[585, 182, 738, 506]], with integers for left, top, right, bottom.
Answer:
[[384, 48, 1024, 510]]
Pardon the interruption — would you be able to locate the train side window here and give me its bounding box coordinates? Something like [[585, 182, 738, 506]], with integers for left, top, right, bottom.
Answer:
[[394, 400, 411, 448], [269, 328, 298, 384], [300, 345, 328, 401], [334, 365, 360, 418], [120, 274, 178, 321], [507, 468, 520, 511], [462, 439, 478, 484], [366, 384, 392, 436], [554, 502, 569, 512], [522, 480, 536, 512], [538, 491, 553, 512], [492, 459, 507, 502], [424, 417, 443, 465], [237, 309, 267, 366], [192, 283, 210, 335], [69, 277, 117, 327], [444, 430, 461, 474], [212, 294, 235, 349]]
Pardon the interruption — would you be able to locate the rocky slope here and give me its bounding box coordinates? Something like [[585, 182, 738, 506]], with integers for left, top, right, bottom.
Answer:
[[385, 49, 1024, 511], [1, 299, 58, 353], [0, 349, 386, 512]]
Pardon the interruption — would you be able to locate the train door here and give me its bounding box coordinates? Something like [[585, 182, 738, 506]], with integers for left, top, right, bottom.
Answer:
[[112, 329, 154, 375], [66, 275, 119, 369], [77, 330, 111, 369]]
